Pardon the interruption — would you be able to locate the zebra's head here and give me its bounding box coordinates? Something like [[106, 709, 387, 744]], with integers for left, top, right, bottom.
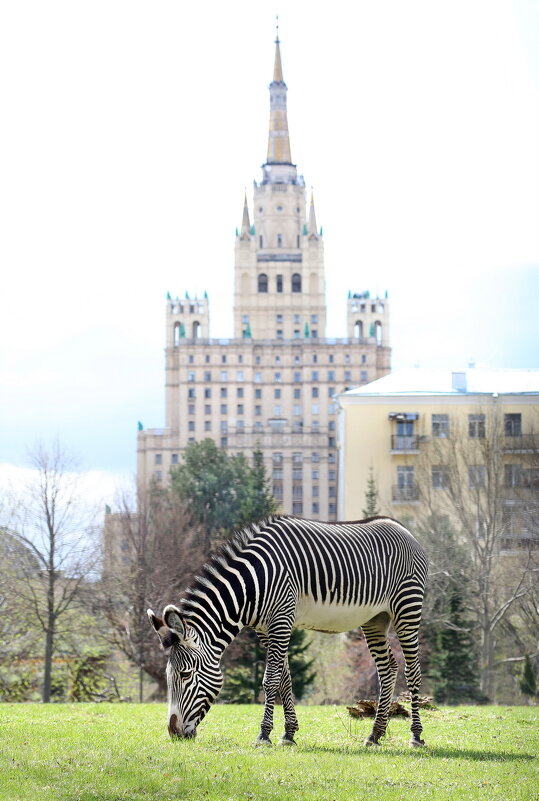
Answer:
[[147, 605, 223, 739]]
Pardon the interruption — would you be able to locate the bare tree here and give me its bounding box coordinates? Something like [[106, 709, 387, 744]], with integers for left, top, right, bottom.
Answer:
[[2, 440, 99, 702], [97, 484, 205, 699], [415, 407, 539, 699]]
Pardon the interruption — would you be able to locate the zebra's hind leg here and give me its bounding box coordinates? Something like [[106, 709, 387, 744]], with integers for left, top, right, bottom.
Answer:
[[277, 656, 299, 746], [361, 613, 398, 747], [395, 621, 425, 747]]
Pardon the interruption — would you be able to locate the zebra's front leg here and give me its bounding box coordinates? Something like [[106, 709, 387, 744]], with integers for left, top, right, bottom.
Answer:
[[255, 619, 293, 747], [277, 656, 298, 746]]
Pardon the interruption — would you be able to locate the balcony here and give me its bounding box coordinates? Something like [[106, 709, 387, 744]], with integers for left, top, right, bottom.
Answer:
[[392, 485, 419, 503], [502, 434, 537, 453], [391, 435, 420, 453]]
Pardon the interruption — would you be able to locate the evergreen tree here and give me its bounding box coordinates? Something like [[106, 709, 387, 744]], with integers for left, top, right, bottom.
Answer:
[[429, 584, 484, 704], [362, 466, 380, 517], [519, 655, 537, 702]]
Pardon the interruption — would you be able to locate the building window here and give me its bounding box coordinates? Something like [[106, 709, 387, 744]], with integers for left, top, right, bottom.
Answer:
[[432, 465, 450, 489], [204, 371, 211, 382], [272, 452, 283, 464], [311, 314, 318, 324], [255, 372, 262, 382], [220, 437, 228, 448], [220, 421, 228, 433], [273, 483, 283, 500], [155, 454, 162, 465], [171, 453, 178, 465], [294, 329, 300, 339], [154, 470, 163, 482], [276, 329, 284, 339], [312, 404, 319, 415], [275, 356, 281, 365], [312, 469, 319, 480], [188, 404, 195, 414], [328, 469, 336, 481], [312, 452, 320, 463], [259, 235, 263, 248], [205, 354, 210, 363], [236, 371, 244, 381], [188, 355, 194, 364], [220, 404, 227, 414], [328, 486, 336, 498], [312, 387, 319, 398], [273, 467, 284, 481], [292, 468, 303, 480], [254, 421, 263, 432], [292, 273, 301, 292], [329, 420, 336, 431], [220, 387, 227, 398], [328, 436, 336, 447], [188, 388, 195, 399], [237, 387, 244, 398], [504, 413, 521, 436], [293, 372, 301, 383], [469, 465, 486, 488], [312, 485, 319, 497], [204, 404, 211, 414], [328, 370, 335, 381], [329, 354, 335, 363], [294, 388, 301, 398], [360, 371, 368, 382], [328, 387, 335, 398], [258, 273, 268, 292], [204, 388, 211, 399], [293, 404, 301, 416], [274, 372, 281, 382], [432, 414, 450, 438], [274, 388, 281, 399], [255, 388, 262, 399], [236, 421, 244, 432], [344, 370, 352, 382], [204, 420, 211, 432], [328, 453, 336, 463], [277, 233, 283, 247], [293, 314, 300, 324], [328, 503, 336, 516], [274, 405, 281, 416], [276, 275, 283, 292], [221, 355, 227, 364], [237, 404, 244, 415], [294, 355, 301, 365], [469, 414, 486, 439], [238, 354, 243, 364], [312, 502, 319, 515], [292, 452, 303, 464], [292, 502, 303, 514], [188, 421, 195, 432], [311, 371, 319, 381], [255, 355, 261, 365], [220, 371, 228, 381], [255, 405, 262, 416], [188, 371, 195, 382]]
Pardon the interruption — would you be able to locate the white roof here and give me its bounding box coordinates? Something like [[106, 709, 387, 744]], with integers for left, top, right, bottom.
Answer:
[[342, 367, 539, 398]]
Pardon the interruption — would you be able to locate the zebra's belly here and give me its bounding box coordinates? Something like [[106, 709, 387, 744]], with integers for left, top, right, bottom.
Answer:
[[294, 596, 388, 633]]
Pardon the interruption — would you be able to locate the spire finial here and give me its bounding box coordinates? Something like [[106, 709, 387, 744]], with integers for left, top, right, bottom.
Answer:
[[275, 14, 279, 43]]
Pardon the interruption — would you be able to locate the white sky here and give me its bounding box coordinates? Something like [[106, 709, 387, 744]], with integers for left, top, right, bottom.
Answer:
[[0, 0, 538, 488]]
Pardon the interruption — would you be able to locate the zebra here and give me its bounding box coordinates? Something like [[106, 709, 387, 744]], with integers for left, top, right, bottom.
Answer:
[[147, 514, 428, 747]]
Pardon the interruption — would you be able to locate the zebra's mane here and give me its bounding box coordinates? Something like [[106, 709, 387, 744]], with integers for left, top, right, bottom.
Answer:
[[180, 516, 278, 603]]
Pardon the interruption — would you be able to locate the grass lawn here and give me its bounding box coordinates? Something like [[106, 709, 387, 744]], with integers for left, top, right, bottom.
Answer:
[[0, 703, 537, 801]]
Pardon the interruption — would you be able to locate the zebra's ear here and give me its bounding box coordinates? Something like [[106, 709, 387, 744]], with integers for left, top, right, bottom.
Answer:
[[147, 609, 164, 633], [163, 605, 186, 639]]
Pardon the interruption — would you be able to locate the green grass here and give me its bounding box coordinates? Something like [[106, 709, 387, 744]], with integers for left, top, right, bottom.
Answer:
[[0, 703, 537, 800]]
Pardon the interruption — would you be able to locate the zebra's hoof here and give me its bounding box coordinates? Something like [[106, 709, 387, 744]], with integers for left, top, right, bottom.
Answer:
[[254, 734, 272, 747], [410, 737, 425, 748], [278, 735, 297, 746], [364, 737, 381, 747]]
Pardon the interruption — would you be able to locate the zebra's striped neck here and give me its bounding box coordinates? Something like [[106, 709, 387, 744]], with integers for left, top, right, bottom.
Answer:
[[178, 525, 261, 653]]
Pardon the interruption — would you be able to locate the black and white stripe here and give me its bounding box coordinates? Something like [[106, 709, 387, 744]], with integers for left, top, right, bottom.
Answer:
[[149, 515, 428, 746]]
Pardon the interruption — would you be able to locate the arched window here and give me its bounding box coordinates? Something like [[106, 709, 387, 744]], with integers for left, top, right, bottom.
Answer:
[[192, 321, 200, 339], [292, 273, 302, 293], [258, 273, 268, 293], [174, 322, 181, 346], [277, 233, 283, 247], [375, 320, 383, 345], [354, 320, 363, 339]]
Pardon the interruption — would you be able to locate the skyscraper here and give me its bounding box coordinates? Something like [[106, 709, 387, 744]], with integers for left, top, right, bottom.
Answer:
[[137, 33, 391, 521]]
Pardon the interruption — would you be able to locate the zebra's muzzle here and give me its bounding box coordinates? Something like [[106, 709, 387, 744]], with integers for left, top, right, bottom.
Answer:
[[168, 714, 196, 740]]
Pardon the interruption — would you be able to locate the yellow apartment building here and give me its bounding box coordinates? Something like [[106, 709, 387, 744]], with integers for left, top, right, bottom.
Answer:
[[337, 367, 539, 551]]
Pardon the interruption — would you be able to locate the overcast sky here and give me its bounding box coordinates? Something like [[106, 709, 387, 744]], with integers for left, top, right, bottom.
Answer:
[[0, 0, 538, 491]]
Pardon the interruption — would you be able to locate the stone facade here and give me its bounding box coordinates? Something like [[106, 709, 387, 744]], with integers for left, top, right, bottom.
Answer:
[[137, 36, 391, 521]]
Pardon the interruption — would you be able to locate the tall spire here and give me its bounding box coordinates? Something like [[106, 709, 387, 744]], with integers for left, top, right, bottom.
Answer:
[[308, 189, 318, 238], [240, 191, 251, 239], [266, 25, 292, 166]]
